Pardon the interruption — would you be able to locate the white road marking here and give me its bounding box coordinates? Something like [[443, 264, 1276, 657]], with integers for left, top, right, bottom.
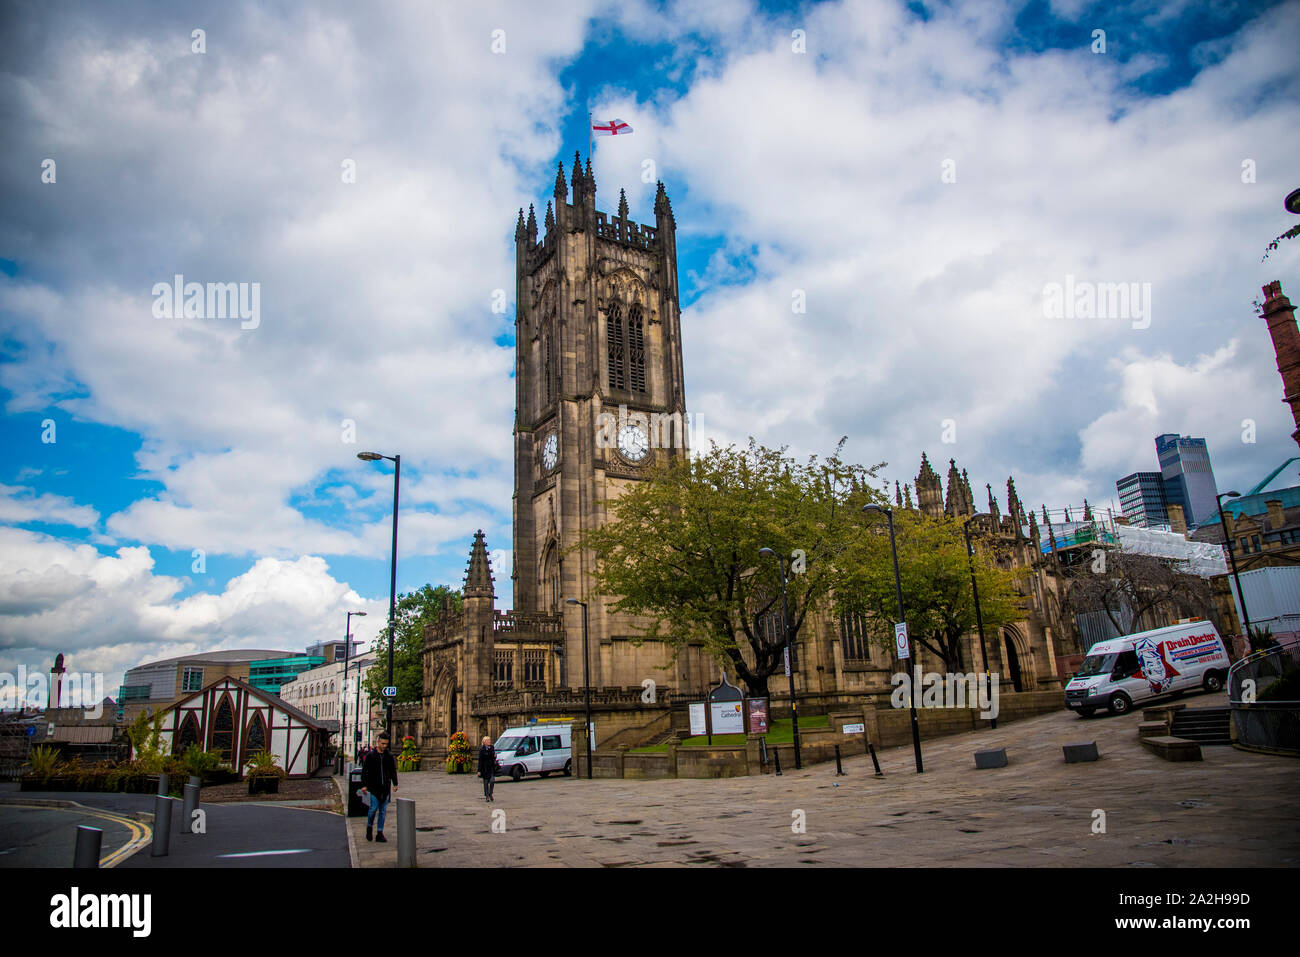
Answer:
[[216, 849, 313, 858]]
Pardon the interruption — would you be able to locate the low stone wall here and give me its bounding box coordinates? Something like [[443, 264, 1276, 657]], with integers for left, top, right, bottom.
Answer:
[[580, 690, 1068, 779]]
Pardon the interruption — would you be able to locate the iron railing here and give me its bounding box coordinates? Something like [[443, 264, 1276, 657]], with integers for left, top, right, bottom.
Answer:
[[1228, 635, 1300, 754]]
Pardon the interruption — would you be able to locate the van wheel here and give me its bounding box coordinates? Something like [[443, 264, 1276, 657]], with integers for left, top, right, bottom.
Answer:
[[1204, 671, 1223, 693], [1107, 692, 1132, 716], [511, 765, 523, 782], [563, 760, 572, 777], [539, 771, 550, 778], [1078, 707, 1095, 718]]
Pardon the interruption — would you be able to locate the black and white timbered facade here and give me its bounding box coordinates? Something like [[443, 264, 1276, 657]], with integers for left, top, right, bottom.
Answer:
[[152, 675, 325, 778]]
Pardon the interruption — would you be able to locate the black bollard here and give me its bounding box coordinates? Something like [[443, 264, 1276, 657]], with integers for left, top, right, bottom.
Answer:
[[834, 744, 844, 776], [868, 742, 884, 777], [773, 747, 782, 776], [151, 795, 174, 857], [181, 783, 199, 834], [156, 772, 169, 796], [73, 825, 102, 868]]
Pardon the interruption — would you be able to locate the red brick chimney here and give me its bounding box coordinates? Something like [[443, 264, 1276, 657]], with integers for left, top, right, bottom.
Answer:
[[1262, 281, 1300, 449]]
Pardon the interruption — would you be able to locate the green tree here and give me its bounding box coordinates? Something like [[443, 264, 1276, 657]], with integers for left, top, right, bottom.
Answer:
[[576, 438, 885, 696], [363, 584, 463, 712], [840, 509, 1024, 674]]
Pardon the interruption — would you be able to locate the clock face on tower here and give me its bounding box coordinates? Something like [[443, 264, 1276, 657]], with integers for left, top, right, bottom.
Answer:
[[617, 423, 649, 463], [542, 433, 558, 471]]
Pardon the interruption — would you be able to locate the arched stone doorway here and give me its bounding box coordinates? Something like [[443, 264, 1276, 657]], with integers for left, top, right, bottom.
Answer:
[[1003, 629, 1024, 692], [426, 668, 457, 756]]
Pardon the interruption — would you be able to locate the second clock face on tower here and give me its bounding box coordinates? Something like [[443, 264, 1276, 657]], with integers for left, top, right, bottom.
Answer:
[[617, 424, 649, 463], [542, 433, 558, 471]]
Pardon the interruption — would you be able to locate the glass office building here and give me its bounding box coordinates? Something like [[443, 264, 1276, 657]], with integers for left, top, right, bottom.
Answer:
[[1155, 433, 1220, 529], [246, 655, 326, 694], [1117, 471, 1170, 527]]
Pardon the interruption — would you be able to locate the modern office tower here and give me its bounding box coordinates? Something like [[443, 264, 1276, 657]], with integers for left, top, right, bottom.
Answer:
[[1116, 471, 1170, 527], [1155, 433, 1220, 529]]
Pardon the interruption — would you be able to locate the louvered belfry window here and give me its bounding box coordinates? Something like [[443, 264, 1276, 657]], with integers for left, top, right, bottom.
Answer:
[[628, 305, 646, 393], [607, 303, 626, 390]]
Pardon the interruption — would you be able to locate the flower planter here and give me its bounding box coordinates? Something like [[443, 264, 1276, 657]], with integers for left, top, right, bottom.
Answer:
[[248, 775, 281, 795]]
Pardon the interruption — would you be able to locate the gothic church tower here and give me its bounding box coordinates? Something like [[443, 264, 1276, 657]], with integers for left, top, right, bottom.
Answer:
[[512, 155, 701, 692]]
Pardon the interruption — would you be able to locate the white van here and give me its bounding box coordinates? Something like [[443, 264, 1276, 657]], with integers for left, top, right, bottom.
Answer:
[[1065, 621, 1230, 717], [493, 725, 572, 781]]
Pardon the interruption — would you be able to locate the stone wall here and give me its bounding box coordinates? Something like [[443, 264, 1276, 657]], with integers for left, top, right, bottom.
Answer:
[[576, 689, 1066, 779]]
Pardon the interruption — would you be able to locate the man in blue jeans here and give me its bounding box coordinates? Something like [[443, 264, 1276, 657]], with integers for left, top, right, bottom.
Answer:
[[359, 732, 399, 842]]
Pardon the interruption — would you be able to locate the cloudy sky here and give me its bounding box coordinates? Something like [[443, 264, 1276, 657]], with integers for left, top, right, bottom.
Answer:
[[2, 0, 1297, 693]]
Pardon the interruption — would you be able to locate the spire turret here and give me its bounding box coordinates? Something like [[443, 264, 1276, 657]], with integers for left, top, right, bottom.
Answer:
[[554, 161, 567, 201], [464, 529, 495, 599], [654, 180, 675, 227], [515, 207, 526, 242], [571, 151, 584, 197], [617, 187, 629, 220], [544, 200, 554, 233], [895, 480, 903, 508], [525, 203, 537, 242], [585, 155, 595, 197]]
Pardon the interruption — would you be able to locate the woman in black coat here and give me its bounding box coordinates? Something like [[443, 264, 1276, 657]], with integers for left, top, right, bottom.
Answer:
[[477, 736, 497, 802]]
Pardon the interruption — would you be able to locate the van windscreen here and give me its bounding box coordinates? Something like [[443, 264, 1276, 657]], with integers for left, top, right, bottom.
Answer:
[[495, 736, 524, 753], [1075, 653, 1116, 678]]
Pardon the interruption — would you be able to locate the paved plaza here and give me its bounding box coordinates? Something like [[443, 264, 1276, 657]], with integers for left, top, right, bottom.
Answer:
[[344, 693, 1300, 868]]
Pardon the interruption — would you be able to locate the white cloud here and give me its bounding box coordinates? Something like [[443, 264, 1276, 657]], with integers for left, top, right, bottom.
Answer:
[[0, 527, 387, 691]]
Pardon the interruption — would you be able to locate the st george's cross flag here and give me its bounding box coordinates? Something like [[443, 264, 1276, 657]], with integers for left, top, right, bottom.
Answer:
[[592, 118, 633, 136]]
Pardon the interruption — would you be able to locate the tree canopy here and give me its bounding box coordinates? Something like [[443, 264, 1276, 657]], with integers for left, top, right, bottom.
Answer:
[[837, 510, 1025, 674], [576, 438, 886, 695], [363, 584, 463, 709]]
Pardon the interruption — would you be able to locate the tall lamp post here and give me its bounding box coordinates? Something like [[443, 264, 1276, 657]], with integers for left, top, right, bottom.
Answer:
[[758, 548, 801, 769], [1216, 491, 1254, 641], [962, 516, 996, 730], [862, 504, 923, 773], [565, 599, 593, 779], [358, 451, 400, 746], [341, 610, 366, 771]]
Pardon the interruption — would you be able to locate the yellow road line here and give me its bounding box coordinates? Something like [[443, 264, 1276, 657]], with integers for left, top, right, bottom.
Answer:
[[2, 801, 152, 867]]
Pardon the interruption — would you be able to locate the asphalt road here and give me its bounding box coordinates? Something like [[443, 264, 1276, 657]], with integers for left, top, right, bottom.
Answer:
[[0, 789, 349, 868], [0, 801, 146, 868]]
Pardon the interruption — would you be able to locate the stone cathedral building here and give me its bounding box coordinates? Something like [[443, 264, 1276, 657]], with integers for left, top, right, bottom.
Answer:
[[417, 157, 1068, 761]]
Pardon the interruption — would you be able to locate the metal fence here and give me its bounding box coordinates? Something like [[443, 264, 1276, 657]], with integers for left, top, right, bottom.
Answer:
[[1228, 635, 1300, 754]]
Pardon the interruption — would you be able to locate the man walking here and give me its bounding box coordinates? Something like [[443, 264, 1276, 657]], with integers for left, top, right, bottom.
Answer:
[[359, 732, 398, 842], [477, 735, 497, 803]]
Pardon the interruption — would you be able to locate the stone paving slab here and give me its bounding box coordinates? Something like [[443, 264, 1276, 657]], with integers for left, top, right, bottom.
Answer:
[[343, 691, 1300, 868]]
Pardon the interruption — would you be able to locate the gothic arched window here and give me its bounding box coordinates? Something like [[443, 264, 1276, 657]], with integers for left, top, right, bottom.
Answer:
[[175, 712, 200, 754], [245, 712, 267, 755], [840, 611, 870, 662], [628, 304, 646, 393], [607, 303, 625, 390], [212, 694, 235, 760]]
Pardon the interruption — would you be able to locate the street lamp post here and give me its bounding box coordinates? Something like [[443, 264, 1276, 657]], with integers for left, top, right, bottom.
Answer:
[[342, 610, 367, 770], [1216, 491, 1254, 641], [863, 504, 923, 773], [358, 451, 400, 746], [962, 517, 996, 730], [565, 599, 593, 779], [758, 548, 801, 770]]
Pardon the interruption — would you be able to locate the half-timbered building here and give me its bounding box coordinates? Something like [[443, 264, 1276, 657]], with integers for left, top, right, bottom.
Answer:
[[152, 675, 326, 778]]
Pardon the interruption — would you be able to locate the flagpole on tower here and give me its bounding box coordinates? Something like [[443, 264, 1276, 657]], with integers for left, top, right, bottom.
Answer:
[[588, 109, 593, 164]]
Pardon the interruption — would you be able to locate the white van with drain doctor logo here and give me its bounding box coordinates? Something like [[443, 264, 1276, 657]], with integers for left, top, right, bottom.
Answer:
[[1065, 621, 1230, 717], [493, 725, 572, 781]]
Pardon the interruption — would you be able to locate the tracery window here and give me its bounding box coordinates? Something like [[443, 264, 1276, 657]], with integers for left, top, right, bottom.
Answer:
[[628, 305, 646, 393], [840, 611, 871, 662], [607, 303, 625, 390]]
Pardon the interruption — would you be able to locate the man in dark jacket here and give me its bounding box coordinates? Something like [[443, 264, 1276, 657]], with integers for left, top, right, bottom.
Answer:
[[359, 732, 398, 842], [477, 736, 497, 802]]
